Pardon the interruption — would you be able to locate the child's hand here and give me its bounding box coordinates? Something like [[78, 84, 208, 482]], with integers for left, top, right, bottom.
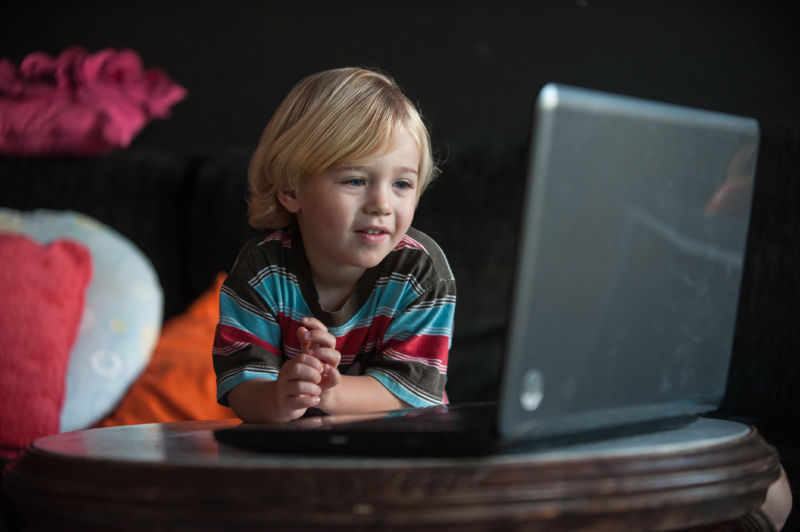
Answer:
[[273, 353, 324, 421], [298, 317, 342, 391]]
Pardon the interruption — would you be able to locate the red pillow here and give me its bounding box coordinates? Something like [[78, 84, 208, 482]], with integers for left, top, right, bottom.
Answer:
[[0, 234, 92, 459]]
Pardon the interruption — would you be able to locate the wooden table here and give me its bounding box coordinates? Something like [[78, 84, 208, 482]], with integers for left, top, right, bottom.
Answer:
[[2, 417, 780, 531]]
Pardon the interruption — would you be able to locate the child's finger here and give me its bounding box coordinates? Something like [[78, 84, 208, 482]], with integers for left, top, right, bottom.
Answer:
[[281, 354, 323, 379], [304, 328, 336, 349], [284, 379, 322, 398], [308, 346, 340, 367], [321, 364, 342, 388], [301, 316, 328, 333], [294, 353, 324, 372], [296, 326, 311, 353], [288, 363, 322, 384]]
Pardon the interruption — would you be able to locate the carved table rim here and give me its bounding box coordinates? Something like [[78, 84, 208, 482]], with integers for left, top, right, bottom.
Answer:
[[3, 417, 780, 531]]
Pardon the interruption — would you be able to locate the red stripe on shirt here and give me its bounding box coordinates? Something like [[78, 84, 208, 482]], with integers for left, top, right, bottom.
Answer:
[[213, 323, 282, 357], [381, 334, 450, 365]]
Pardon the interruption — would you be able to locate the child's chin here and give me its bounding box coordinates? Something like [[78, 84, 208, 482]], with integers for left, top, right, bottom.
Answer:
[[349, 252, 391, 270], [354, 257, 387, 269]]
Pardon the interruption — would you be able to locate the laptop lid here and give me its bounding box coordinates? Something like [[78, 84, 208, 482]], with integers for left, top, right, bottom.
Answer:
[[499, 84, 759, 442]]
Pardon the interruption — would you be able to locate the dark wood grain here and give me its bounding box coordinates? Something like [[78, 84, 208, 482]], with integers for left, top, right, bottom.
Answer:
[[2, 418, 780, 531]]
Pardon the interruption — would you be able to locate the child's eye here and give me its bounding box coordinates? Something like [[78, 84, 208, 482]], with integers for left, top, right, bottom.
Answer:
[[393, 180, 414, 191], [343, 178, 366, 187]]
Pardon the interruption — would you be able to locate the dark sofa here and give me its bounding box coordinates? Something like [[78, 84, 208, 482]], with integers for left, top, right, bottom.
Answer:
[[2, 1, 799, 528]]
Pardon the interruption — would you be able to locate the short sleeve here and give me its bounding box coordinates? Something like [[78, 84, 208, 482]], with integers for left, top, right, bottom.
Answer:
[[212, 231, 310, 406], [212, 271, 283, 405], [365, 275, 456, 407]]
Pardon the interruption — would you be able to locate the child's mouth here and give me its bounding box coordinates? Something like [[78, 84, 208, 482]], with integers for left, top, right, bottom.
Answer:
[[356, 227, 389, 241], [357, 226, 389, 235]]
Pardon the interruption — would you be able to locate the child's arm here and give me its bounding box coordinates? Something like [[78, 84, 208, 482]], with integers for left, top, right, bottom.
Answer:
[[319, 374, 410, 414]]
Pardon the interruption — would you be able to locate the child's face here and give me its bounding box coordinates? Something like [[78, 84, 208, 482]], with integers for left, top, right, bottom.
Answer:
[[281, 127, 420, 283]]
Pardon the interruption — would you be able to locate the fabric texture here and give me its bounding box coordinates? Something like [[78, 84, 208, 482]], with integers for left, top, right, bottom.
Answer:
[[0, 234, 92, 459], [98, 273, 236, 426], [0, 46, 186, 156], [213, 226, 456, 408], [0, 208, 163, 431]]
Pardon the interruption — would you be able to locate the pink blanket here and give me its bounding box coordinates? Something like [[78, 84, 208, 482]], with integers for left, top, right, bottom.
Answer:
[[0, 47, 187, 156]]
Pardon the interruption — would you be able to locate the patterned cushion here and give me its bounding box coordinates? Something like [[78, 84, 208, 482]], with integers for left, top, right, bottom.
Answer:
[[0, 208, 163, 431]]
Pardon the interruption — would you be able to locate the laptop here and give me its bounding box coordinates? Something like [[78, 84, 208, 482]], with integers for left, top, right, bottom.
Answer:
[[214, 83, 760, 456]]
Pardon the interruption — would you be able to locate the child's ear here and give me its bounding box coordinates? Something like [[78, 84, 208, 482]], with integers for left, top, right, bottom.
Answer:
[[277, 189, 300, 213]]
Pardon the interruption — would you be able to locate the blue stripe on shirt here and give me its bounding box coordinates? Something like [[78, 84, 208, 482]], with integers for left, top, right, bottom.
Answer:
[[219, 291, 282, 345], [249, 268, 313, 322], [384, 301, 455, 341]]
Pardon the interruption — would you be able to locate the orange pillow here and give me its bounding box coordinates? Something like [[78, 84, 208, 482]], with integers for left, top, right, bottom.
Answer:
[[98, 273, 235, 426]]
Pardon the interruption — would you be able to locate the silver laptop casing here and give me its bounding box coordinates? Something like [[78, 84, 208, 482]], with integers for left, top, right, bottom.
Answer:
[[500, 84, 759, 441]]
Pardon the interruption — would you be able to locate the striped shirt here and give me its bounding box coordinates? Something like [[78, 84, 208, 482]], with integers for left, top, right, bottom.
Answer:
[[213, 226, 456, 408]]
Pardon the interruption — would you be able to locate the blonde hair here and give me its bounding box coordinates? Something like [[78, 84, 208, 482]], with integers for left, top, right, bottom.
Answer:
[[247, 67, 439, 229]]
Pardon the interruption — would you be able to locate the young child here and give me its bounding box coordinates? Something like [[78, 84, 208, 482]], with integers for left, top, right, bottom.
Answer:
[[212, 67, 456, 424]]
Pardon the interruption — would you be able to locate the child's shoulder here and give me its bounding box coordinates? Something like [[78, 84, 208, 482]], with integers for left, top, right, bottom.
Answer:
[[388, 227, 455, 283], [232, 227, 296, 273]]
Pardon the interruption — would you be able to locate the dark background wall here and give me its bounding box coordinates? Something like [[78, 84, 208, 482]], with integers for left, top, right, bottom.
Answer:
[[2, 0, 798, 158]]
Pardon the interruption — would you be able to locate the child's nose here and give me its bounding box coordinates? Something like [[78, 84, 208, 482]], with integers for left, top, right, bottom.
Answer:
[[364, 183, 391, 215]]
